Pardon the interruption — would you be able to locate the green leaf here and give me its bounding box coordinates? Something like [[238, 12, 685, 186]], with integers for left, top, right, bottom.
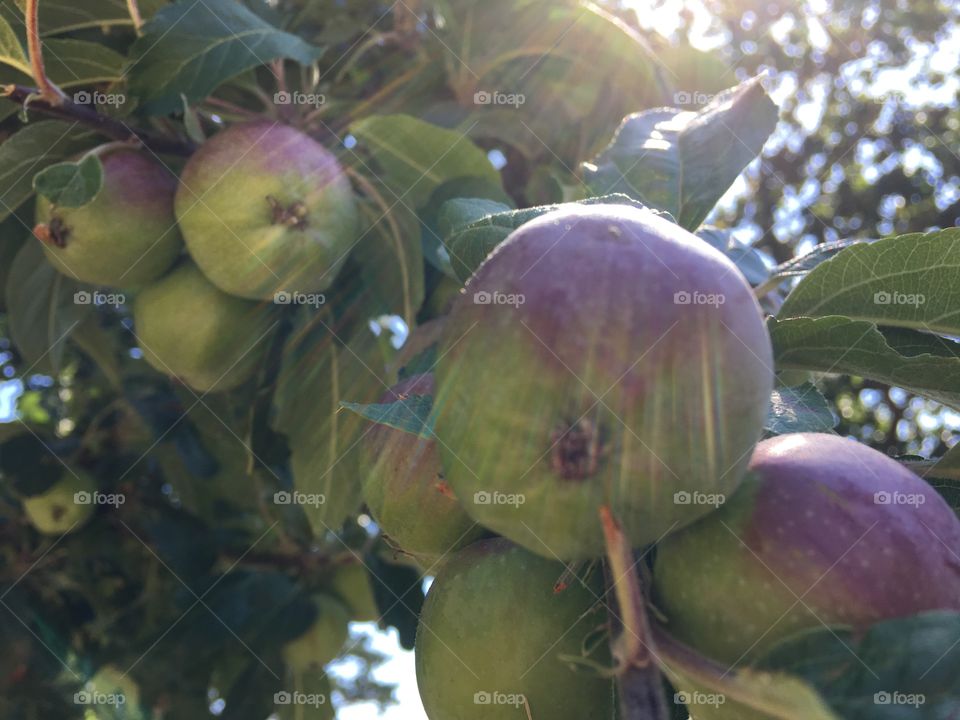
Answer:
[[354, 184, 425, 326], [4, 239, 90, 372], [0, 121, 96, 222], [440, 193, 649, 282], [769, 241, 859, 281], [271, 312, 387, 533], [583, 76, 778, 230], [770, 316, 960, 409], [0, 5, 28, 76], [15, 0, 166, 34], [779, 229, 960, 336], [902, 444, 960, 512], [0, 7, 125, 86], [127, 0, 324, 115], [758, 612, 960, 719], [43, 38, 126, 88], [349, 114, 501, 209], [32, 154, 102, 207], [655, 626, 838, 720], [765, 383, 837, 436], [696, 227, 770, 286], [340, 394, 433, 438]]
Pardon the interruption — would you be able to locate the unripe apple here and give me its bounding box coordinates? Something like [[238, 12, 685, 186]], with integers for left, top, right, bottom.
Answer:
[[23, 473, 96, 535], [175, 122, 359, 300], [361, 373, 482, 566], [415, 538, 614, 719], [329, 563, 379, 623], [35, 149, 182, 287], [653, 433, 960, 668], [434, 204, 773, 559], [282, 595, 351, 671], [133, 262, 274, 392]]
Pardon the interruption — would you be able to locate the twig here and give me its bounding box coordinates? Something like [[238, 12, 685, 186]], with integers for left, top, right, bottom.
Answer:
[[25, 0, 67, 104], [600, 505, 669, 720], [126, 0, 144, 35], [2, 84, 197, 156]]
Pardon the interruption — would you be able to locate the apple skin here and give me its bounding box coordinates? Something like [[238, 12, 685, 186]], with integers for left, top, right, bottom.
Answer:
[[282, 596, 351, 672], [175, 122, 359, 300], [434, 204, 773, 559], [36, 149, 182, 288], [22, 473, 96, 535], [653, 432, 960, 670], [361, 373, 483, 567], [133, 262, 274, 392], [416, 538, 615, 719]]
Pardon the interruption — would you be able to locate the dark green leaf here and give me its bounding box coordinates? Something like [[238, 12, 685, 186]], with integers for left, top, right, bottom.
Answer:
[[779, 229, 960, 336], [770, 317, 960, 409], [759, 612, 960, 719], [341, 394, 433, 438], [349, 114, 500, 209], [127, 0, 323, 115], [33, 154, 103, 207], [4, 239, 90, 372], [765, 383, 837, 435], [16, 0, 166, 34], [583, 76, 777, 230], [0, 121, 96, 222]]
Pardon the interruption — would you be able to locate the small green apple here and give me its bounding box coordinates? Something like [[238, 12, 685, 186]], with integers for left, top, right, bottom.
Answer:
[[282, 596, 350, 672], [23, 473, 96, 535], [133, 262, 274, 392]]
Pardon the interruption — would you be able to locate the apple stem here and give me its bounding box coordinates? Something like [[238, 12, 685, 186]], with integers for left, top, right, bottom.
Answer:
[[25, 0, 68, 105], [600, 505, 669, 720], [126, 0, 144, 35]]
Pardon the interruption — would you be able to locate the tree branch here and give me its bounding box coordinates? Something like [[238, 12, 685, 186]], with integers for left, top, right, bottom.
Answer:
[[2, 84, 197, 156]]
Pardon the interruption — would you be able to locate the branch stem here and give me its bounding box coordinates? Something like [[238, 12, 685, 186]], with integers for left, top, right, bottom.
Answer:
[[24, 0, 66, 104]]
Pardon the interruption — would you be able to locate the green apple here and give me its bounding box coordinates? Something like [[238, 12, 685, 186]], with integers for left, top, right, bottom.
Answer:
[[282, 596, 350, 672], [23, 473, 96, 535], [175, 122, 358, 300], [133, 262, 274, 392]]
